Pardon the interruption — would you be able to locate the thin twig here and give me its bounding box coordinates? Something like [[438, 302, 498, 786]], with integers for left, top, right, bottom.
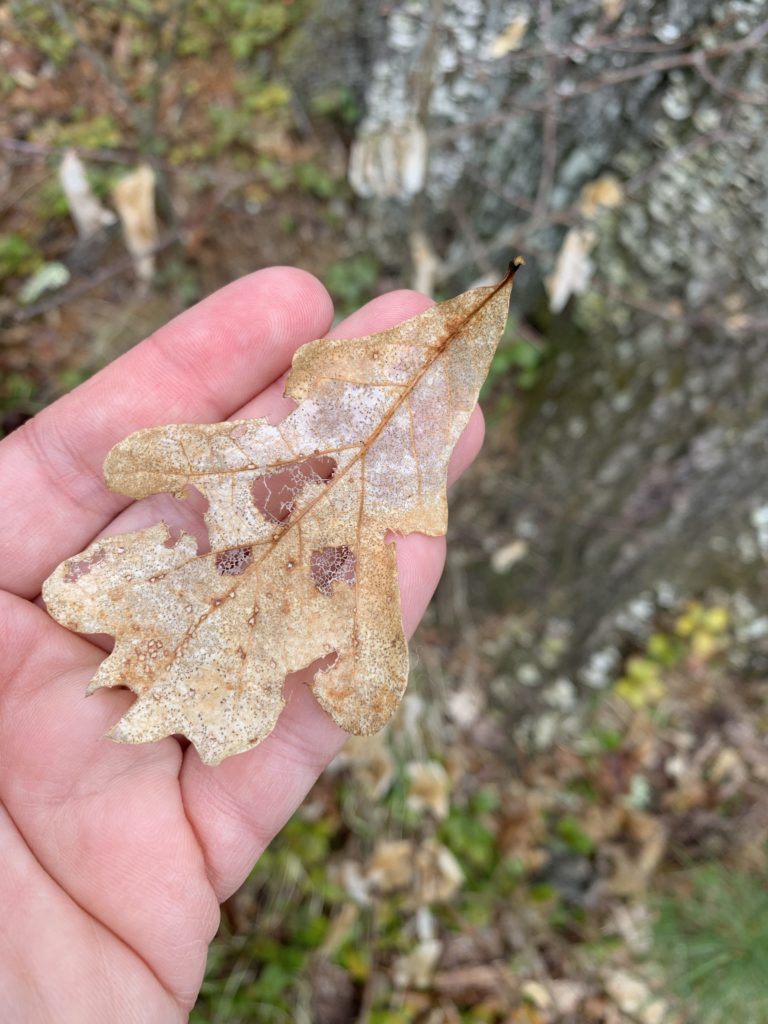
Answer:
[[449, 197, 496, 281], [623, 128, 745, 195], [533, 0, 558, 223], [435, 18, 768, 137], [142, 0, 193, 152], [0, 168, 55, 220], [561, 18, 768, 100], [46, 0, 142, 134], [0, 136, 141, 164], [467, 173, 580, 228], [693, 50, 768, 105], [7, 231, 181, 323]]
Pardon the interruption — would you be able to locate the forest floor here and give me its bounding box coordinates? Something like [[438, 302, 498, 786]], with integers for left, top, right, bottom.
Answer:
[[2, 6, 767, 1023]]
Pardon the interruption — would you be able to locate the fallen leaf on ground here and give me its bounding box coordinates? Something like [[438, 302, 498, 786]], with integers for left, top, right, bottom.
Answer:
[[405, 760, 451, 818], [433, 963, 514, 1006], [365, 839, 416, 894], [113, 164, 158, 281], [412, 839, 464, 905], [393, 938, 443, 989], [546, 227, 595, 314], [351, 836, 464, 906], [333, 733, 395, 799], [549, 980, 587, 1015], [547, 174, 623, 312], [602, 0, 625, 22], [18, 261, 70, 304], [578, 174, 623, 219], [491, 537, 529, 574], [309, 958, 358, 1024], [43, 264, 520, 765], [520, 979, 552, 1009], [603, 970, 668, 1024], [486, 15, 530, 58]]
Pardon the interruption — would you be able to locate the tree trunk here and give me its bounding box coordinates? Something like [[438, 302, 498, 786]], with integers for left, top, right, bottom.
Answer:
[[296, 0, 768, 707]]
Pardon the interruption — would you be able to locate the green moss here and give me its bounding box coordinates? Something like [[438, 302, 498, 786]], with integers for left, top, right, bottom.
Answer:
[[180, 0, 300, 59], [324, 255, 380, 314], [52, 114, 123, 150], [36, 181, 70, 220], [310, 86, 362, 126], [1, 372, 36, 404], [369, 1012, 413, 1024], [0, 233, 42, 281], [10, 2, 76, 65], [440, 808, 498, 879], [237, 78, 292, 114], [555, 815, 595, 857], [294, 161, 345, 200]]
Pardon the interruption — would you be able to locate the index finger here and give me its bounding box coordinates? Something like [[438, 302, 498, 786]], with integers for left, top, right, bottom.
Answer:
[[0, 267, 333, 599]]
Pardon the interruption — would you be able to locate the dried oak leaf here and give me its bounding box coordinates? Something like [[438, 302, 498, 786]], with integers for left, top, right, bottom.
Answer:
[[42, 263, 522, 765]]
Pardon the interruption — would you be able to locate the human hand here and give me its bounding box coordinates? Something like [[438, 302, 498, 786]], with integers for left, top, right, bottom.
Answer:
[[0, 268, 485, 1021]]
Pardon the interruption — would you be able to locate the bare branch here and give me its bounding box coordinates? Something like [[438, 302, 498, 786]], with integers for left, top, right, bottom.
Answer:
[[6, 232, 181, 324], [46, 0, 142, 134]]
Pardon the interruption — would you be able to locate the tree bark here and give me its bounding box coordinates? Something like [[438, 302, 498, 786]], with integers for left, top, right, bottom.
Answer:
[[295, 0, 768, 705]]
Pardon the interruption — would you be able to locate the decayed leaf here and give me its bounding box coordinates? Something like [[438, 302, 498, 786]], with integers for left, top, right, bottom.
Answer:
[[405, 760, 451, 819], [356, 837, 464, 905], [546, 174, 624, 313], [546, 226, 595, 314], [333, 733, 396, 800], [578, 174, 623, 219], [43, 263, 522, 765], [603, 971, 668, 1024], [393, 938, 443, 989], [59, 148, 117, 239], [486, 14, 530, 59], [112, 164, 158, 281]]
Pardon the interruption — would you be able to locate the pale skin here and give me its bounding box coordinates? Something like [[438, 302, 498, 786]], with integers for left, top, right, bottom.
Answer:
[[0, 267, 485, 1022]]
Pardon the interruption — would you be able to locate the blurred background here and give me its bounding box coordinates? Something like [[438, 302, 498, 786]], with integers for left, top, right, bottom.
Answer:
[[2, 1, 768, 1021]]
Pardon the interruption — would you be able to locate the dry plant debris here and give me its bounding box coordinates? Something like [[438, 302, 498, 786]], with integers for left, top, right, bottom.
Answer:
[[43, 262, 523, 764]]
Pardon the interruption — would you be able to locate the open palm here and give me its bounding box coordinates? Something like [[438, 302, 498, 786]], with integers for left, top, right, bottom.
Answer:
[[0, 268, 484, 1022]]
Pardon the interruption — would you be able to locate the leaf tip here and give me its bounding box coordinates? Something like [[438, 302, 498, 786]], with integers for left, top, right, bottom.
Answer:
[[507, 255, 526, 279]]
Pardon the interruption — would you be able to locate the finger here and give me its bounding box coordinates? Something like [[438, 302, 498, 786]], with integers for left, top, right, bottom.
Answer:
[[0, 267, 333, 600], [0, 591, 218, 1007], [0, 803, 185, 1022], [0, 286, 487, 1004]]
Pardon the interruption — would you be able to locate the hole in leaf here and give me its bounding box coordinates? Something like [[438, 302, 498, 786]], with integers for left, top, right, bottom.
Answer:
[[215, 545, 254, 576], [64, 550, 104, 582], [252, 456, 337, 523], [164, 524, 184, 549], [172, 483, 211, 555], [283, 651, 339, 694], [310, 545, 356, 596]]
